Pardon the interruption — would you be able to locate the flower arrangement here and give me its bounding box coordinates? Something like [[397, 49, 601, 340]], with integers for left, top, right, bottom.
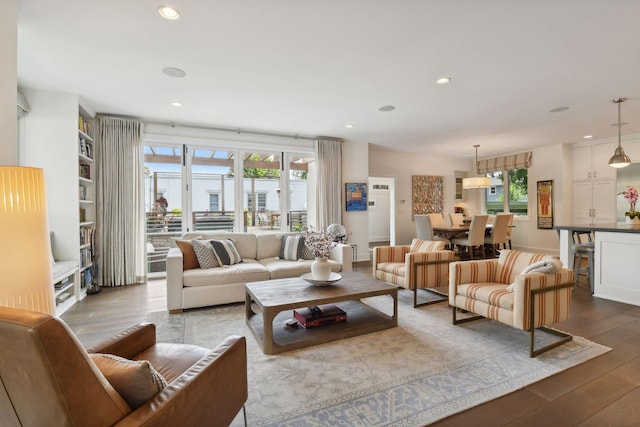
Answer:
[[622, 186, 640, 219], [304, 227, 337, 258]]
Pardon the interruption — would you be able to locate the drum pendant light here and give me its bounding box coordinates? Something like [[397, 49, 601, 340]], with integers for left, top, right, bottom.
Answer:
[[462, 145, 491, 189]]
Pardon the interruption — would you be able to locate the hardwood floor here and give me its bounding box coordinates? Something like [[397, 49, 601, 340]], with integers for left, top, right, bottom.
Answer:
[[62, 261, 640, 426]]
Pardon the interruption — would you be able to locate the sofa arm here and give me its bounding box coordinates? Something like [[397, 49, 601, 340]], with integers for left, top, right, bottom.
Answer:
[[166, 247, 185, 313], [448, 259, 498, 305], [114, 336, 248, 427], [330, 243, 353, 273], [373, 245, 410, 266], [87, 323, 157, 358], [405, 251, 455, 290], [512, 269, 574, 330]]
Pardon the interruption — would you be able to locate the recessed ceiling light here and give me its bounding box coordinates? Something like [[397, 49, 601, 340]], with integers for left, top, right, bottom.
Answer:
[[436, 77, 451, 84], [162, 67, 186, 78], [345, 124, 354, 128], [379, 105, 395, 112], [171, 102, 183, 107], [549, 106, 569, 113], [159, 6, 180, 20], [583, 135, 593, 139]]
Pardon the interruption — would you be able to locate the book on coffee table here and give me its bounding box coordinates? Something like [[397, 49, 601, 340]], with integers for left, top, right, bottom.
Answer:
[[293, 304, 347, 328]]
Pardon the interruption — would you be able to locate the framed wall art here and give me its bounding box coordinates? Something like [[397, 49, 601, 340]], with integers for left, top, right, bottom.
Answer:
[[537, 180, 553, 229], [345, 182, 367, 211], [412, 175, 444, 216]]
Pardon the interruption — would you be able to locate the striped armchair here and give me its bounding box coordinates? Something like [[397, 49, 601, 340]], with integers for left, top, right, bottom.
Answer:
[[373, 239, 455, 307], [449, 250, 574, 357]]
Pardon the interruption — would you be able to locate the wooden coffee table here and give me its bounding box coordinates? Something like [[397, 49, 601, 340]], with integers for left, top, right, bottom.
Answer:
[[245, 272, 398, 355]]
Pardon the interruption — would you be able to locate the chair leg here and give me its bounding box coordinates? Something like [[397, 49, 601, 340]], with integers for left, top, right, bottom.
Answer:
[[243, 405, 247, 427]]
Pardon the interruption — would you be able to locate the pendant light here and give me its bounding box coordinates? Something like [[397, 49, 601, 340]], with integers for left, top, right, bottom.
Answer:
[[608, 97, 631, 168], [462, 145, 491, 189]]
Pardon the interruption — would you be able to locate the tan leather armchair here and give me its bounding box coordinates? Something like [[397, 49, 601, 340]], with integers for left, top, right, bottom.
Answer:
[[0, 307, 247, 427]]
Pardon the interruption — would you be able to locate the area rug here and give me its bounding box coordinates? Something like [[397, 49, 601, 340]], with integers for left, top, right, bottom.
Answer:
[[145, 291, 610, 426]]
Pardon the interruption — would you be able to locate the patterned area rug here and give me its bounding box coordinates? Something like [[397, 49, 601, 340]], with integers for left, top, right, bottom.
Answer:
[[145, 291, 610, 426]]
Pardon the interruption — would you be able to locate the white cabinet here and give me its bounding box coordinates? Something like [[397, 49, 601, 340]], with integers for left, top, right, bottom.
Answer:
[[572, 180, 616, 224], [571, 142, 615, 181]]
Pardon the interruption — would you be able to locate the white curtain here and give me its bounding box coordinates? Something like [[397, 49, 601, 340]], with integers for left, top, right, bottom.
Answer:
[[315, 139, 343, 231], [96, 116, 145, 286]]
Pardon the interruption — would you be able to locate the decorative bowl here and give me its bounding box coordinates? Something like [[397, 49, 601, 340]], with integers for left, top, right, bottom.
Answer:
[[301, 272, 342, 286]]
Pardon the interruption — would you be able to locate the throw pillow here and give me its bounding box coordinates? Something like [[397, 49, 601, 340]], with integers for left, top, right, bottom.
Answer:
[[302, 242, 315, 260], [210, 239, 243, 266], [192, 239, 220, 269], [175, 239, 200, 270], [280, 235, 305, 261], [507, 259, 564, 291], [409, 239, 445, 253], [90, 353, 168, 409], [520, 259, 563, 275]]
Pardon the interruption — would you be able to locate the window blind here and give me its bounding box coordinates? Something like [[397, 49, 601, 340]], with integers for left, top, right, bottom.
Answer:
[[476, 151, 532, 174]]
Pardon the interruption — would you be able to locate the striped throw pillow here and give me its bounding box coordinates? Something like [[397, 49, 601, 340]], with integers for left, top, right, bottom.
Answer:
[[210, 239, 243, 266], [280, 235, 305, 261]]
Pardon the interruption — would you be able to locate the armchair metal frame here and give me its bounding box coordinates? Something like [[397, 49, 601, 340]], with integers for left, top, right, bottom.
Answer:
[[412, 259, 454, 308], [452, 280, 574, 357]]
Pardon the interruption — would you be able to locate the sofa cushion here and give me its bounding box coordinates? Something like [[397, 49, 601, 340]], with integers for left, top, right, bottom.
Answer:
[[280, 235, 305, 261], [409, 239, 445, 253], [210, 239, 243, 266], [456, 282, 514, 310], [188, 233, 257, 259], [260, 257, 341, 279], [175, 239, 200, 270], [90, 353, 168, 409], [256, 234, 283, 259], [191, 239, 220, 269], [495, 250, 552, 285], [182, 259, 269, 287]]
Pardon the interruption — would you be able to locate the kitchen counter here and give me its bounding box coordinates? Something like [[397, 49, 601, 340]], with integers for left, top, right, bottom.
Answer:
[[555, 223, 640, 306]]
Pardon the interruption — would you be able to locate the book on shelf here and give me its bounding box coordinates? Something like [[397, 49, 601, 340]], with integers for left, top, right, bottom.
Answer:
[[79, 137, 87, 156], [79, 208, 86, 223], [79, 185, 87, 200], [78, 115, 93, 138], [79, 164, 91, 179]]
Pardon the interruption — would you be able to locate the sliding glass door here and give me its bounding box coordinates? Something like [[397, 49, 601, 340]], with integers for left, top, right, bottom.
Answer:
[[143, 142, 315, 275]]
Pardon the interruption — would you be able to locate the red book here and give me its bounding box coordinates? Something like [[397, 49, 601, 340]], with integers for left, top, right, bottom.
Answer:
[[293, 304, 347, 328]]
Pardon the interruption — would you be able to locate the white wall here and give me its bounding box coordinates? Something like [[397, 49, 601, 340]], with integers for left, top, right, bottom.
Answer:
[[0, 0, 18, 164], [342, 140, 369, 261], [21, 89, 80, 260], [369, 148, 473, 245]]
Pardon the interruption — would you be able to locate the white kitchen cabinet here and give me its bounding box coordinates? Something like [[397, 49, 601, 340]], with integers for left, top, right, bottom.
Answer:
[[571, 142, 615, 181], [572, 180, 616, 224]]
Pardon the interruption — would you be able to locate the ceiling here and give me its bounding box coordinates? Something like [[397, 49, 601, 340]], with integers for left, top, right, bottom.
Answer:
[[16, 0, 640, 158]]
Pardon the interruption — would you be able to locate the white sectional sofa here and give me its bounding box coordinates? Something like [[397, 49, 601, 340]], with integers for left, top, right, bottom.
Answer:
[[166, 232, 353, 312]]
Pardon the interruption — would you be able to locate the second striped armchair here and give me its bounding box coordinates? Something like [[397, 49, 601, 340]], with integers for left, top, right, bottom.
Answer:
[[449, 249, 574, 357]]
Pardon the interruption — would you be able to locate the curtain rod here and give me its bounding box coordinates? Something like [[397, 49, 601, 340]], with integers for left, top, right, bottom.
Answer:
[[142, 118, 343, 143]]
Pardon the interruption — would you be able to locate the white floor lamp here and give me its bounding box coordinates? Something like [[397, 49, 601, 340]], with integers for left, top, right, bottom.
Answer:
[[0, 166, 55, 315]]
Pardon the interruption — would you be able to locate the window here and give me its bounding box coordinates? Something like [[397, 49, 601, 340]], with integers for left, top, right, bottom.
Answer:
[[247, 192, 267, 212], [209, 193, 219, 211], [485, 168, 528, 216]]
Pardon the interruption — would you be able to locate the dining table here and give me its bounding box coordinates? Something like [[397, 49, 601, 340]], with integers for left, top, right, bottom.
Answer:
[[432, 222, 509, 240]]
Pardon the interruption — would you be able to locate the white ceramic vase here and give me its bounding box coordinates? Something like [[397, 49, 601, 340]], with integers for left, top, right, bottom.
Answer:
[[625, 216, 640, 225], [311, 257, 331, 280]]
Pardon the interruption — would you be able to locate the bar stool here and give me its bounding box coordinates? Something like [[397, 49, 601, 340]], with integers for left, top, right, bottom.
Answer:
[[571, 230, 594, 294]]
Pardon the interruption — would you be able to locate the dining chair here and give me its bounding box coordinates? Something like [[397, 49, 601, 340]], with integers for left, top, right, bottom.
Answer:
[[450, 214, 489, 259], [484, 213, 512, 257], [415, 214, 450, 247], [449, 212, 464, 227], [427, 213, 446, 227], [504, 213, 514, 249]]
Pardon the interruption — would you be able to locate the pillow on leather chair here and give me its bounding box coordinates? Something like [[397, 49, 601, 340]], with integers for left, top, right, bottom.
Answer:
[[90, 353, 168, 409]]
